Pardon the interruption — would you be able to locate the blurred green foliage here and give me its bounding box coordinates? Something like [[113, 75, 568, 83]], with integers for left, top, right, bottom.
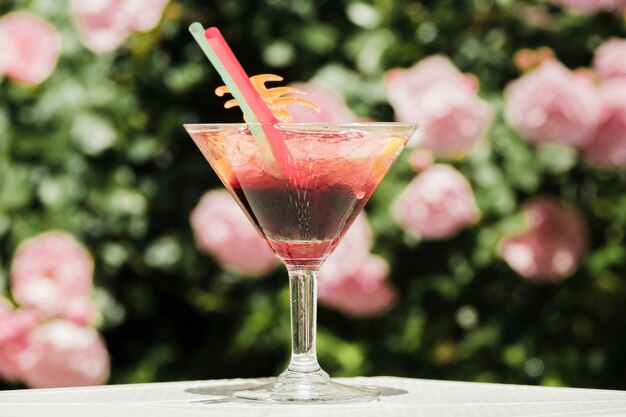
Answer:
[[1, 0, 626, 390]]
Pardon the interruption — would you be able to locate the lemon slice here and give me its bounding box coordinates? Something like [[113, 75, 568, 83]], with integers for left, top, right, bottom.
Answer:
[[370, 136, 406, 181], [383, 137, 405, 157]]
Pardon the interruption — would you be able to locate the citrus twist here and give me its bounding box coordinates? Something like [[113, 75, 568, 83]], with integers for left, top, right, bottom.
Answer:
[[215, 74, 320, 122]]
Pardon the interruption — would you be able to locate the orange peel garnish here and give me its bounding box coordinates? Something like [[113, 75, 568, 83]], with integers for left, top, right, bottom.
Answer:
[[215, 74, 320, 122]]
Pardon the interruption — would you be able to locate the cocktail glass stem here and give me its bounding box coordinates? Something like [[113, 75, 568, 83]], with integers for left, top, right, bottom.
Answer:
[[284, 268, 324, 375], [231, 265, 379, 402]]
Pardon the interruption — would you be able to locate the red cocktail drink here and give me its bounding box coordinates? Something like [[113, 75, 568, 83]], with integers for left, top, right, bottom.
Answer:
[[189, 124, 406, 268]]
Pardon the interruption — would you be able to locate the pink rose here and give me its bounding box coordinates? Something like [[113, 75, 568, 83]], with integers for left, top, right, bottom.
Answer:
[[498, 197, 588, 280], [318, 214, 396, 317], [318, 255, 396, 317], [124, 0, 171, 33], [190, 190, 278, 277], [61, 298, 98, 327], [392, 165, 480, 240], [71, 0, 130, 53], [0, 303, 38, 382], [385, 56, 493, 157], [505, 60, 601, 148], [71, 0, 169, 53], [583, 80, 626, 169], [0, 12, 60, 85], [593, 38, 626, 81], [319, 213, 372, 281], [386, 56, 467, 99], [551, 0, 626, 13], [19, 320, 110, 388], [287, 83, 357, 122], [10, 231, 95, 323]]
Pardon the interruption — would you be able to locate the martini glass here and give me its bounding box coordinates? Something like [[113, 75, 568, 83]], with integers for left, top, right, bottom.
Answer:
[[184, 122, 418, 403]]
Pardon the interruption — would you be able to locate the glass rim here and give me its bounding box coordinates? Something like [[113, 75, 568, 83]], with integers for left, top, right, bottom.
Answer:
[[183, 121, 420, 132]]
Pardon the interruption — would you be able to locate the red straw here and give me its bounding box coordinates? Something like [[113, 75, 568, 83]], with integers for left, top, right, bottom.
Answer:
[[204, 27, 291, 170]]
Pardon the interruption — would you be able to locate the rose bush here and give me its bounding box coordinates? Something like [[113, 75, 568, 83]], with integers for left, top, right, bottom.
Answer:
[[2, 0, 626, 392]]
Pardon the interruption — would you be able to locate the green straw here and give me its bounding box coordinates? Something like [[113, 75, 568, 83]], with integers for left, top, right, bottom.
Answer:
[[189, 22, 261, 124], [188, 23, 271, 156]]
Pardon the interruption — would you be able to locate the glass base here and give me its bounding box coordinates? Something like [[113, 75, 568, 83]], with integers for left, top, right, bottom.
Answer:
[[232, 369, 380, 404]]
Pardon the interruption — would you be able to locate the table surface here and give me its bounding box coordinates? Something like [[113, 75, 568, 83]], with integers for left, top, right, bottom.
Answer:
[[1, 377, 626, 417]]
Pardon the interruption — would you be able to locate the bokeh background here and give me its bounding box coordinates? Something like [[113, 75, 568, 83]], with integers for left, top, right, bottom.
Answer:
[[2, 0, 626, 390]]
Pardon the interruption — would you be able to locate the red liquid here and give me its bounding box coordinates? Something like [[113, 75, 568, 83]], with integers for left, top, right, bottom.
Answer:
[[232, 181, 366, 268], [189, 127, 405, 268]]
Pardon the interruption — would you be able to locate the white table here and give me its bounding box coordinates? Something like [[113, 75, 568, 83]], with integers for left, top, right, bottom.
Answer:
[[1, 377, 626, 417]]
